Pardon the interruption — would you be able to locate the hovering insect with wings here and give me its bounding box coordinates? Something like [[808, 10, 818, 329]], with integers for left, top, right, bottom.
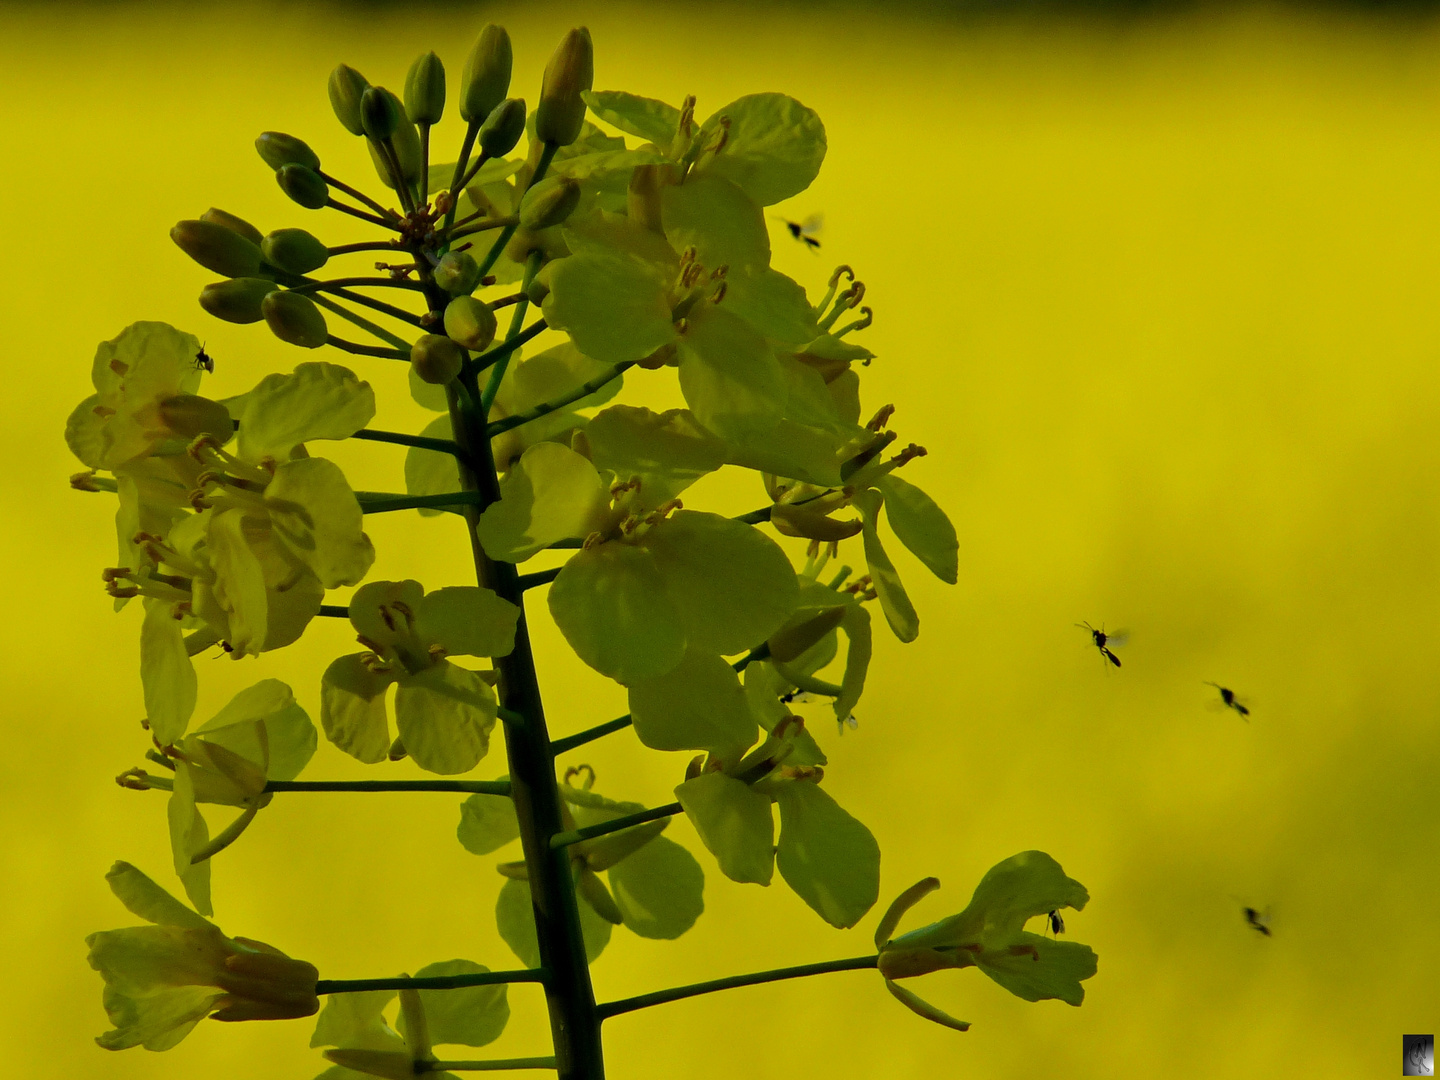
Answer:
[[1242, 905, 1272, 937], [194, 343, 215, 373], [1045, 910, 1065, 937], [1205, 682, 1251, 719], [1077, 622, 1126, 668], [775, 212, 823, 252]]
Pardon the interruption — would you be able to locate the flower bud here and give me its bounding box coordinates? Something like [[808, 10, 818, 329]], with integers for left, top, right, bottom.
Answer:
[[443, 295, 497, 350], [157, 394, 235, 444], [261, 291, 328, 348], [276, 164, 329, 210], [363, 89, 422, 190], [434, 250, 480, 295], [254, 131, 319, 172], [171, 219, 264, 277], [200, 208, 263, 246], [200, 277, 275, 324], [260, 228, 329, 275], [478, 97, 527, 158], [519, 175, 581, 230], [360, 86, 401, 141], [328, 63, 370, 136], [404, 51, 446, 125], [536, 27, 594, 146], [410, 333, 465, 384], [460, 24, 513, 124]]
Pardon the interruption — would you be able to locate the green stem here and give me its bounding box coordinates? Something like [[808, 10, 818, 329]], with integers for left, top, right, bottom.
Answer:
[[317, 605, 349, 618], [448, 216, 520, 242], [328, 241, 403, 256], [442, 120, 482, 252], [289, 276, 427, 292], [310, 294, 413, 353], [355, 490, 483, 513], [378, 136, 416, 214], [482, 250, 543, 412], [317, 969, 545, 995], [733, 506, 773, 525], [550, 646, 771, 757], [420, 123, 431, 206], [265, 779, 510, 795], [476, 142, 557, 281], [437, 265, 606, 1079], [487, 362, 633, 437], [516, 567, 562, 591], [424, 1059, 557, 1073], [596, 956, 879, 1020], [327, 197, 402, 231], [550, 802, 680, 850], [302, 285, 425, 330], [454, 149, 494, 196], [316, 170, 399, 221], [351, 428, 466, 455], [473, 318, 548, 375], [325, 334, 410, 361]]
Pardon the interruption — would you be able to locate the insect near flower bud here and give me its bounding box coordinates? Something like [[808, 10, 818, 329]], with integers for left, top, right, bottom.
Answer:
[[171, 220, 264, 277], [199, 208, 263, 246], [260, 229, 329, 275], [478, 97, 527, 158], [434, 251, 481, 295], [360, 86, 401, 141], [410, 334, 465, 385], [276, 164, 329, 210], [261, 291, 328, 348], [404, 51, 446, 125], [444, 296, 498, 351], [200, 277, 275, 324], [328, 63, 370, 135], [460, 24, 513, 124], [254, 131, 320, 172], [536, 27, 593, 146], [520, 175, 581, 231]]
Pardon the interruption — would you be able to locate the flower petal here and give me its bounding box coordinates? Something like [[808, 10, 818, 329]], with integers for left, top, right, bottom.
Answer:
[[103, 861, 212, 929], [237, 362, 375, 462], [976, 935, 1099, 1006], [674, 772, 774, 885], [543, 248, 677, 365], [642, 510, 799, 657], [662, 173, 770, 274], [607, 834, 705, 940], [310, 988, 402, 1051], [91, 981, 222, 1051], [394, 661, 497, 775], [495, 877, 612, 969], [628, 648, 757, 757], [548, 542, 687, 682], [320, 653, 398, 765], [852, 488, 918, 643], [676, 304, 785, 442], [774, 781, 880, 929], [416, 586, 520, 659], [457, 791, 520, 855], [403, 959, 509, 1048], [168, 767, 214, 916], [476, 443, 611, 563], [875, 474, 958, 585], [266, 457, 375, 589], [206, 509, 269, 657], [141, 598, 197, 744], [196, 679, 316, 783], [585, 405, 726, 504], [693, 94, 825, 206]]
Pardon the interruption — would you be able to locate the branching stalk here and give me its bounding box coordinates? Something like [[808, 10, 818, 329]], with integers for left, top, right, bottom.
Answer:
[[487, 362, 634, 437], [316, 969, 546, 995], [549, 802, 681, 850], [596, 956, 879, 1020]]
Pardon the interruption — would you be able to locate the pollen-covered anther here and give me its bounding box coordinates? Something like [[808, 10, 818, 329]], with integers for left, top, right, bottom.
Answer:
[[426, 643, 446, 662], [186, 433, 224, 461], [893, 443, 928, 467], [709, 281, 727, 304], [358, 650, 392, 675], [70, 470, 102, 492], [644, 498, 682, 525], [582, 530, 606, 550], [115, 768, 153, 791], [780, 764, 824, 783], [619, 515, 641, 536], [709, 115, 731, 154], [866, 404, 896, 433], [829, 265, 855, 288], [845, 282, 866, 308], [679, 94, 696, 135], [835, 306, 873, 338], [565, 763, 597, 790]]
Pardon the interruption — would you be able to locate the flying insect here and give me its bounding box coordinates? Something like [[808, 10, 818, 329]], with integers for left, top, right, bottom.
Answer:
[[194, 343, 215, 373], [776, 212, 823, 252], [1205, 682, 1250, 719], [1077, 622, 1125, 668], [1046, 910, 1065, 936], [1242, 906, 1271, 937]]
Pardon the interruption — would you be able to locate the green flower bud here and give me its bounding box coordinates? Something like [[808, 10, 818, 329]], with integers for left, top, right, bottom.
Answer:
[[363, 89, 422, 191], [434, 250, 480, 295], [200, 277, 275, 324], [261, 228, 329, 275], [404, 51, 445, 126], [157, 394, 235, 444], [478, 97, 527, 158], [536, 27, 594, 147], [460, 24, 513, 124], [261, 291, 328, 348], [276, 164, 329, 210], [199, 208, 263, 246], [443, 295, 497, 351], [360, 86, 401, 141], [171, 219, 264, 277], [255, 131, 320, 172], [329, 63, 370, 136], [410, 333, 465, 384], [519, 175, 581, 231]]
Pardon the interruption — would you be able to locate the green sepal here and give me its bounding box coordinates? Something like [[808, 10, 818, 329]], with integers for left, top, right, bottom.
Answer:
[[404, 51, 446, 126], [329, 64, 371, 136], [276, 164, 329, 210]]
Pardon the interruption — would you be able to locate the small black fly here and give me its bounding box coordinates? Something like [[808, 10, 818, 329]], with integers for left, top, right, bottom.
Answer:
[[776, 213, 822, 252], [1242, 906, 1271, 937], [1046, 910, 1065, 936], [1205, 682, 1250, 719], [1077, 622, 1125, 668], [195, 343, 215, 373]]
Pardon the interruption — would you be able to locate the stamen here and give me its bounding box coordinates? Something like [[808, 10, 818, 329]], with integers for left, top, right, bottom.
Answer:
[[564, 764, 597, 790], [866, 405, 896, 432], [70, 470, 117, 493], [709, 281, 727, 304], [834, 306, 873, 338]]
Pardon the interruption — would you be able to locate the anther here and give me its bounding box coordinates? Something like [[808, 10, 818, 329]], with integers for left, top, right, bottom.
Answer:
[[709, 281, 727, 304], [865, 405, 896, 432], [828, 265, 854, 288]]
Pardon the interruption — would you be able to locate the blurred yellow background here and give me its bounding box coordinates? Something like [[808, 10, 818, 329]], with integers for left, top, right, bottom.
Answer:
[[4, 1, 1439, 1076]]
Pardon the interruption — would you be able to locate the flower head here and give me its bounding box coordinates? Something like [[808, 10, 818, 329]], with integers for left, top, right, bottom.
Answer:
[[85, 862, 317, 1051], [873, 851, 1098, 1033]]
